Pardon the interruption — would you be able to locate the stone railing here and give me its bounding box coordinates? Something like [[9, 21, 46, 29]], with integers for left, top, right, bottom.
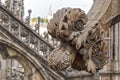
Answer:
[[0, 5, 53, 59], [0, 5, 66, 80]]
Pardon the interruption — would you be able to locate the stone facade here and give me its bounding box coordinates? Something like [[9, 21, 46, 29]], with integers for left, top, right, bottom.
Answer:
[[0, 0, 120, 80]]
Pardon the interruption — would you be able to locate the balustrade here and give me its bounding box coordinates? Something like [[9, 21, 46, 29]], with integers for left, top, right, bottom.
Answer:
[[0, 5, 53, 60]]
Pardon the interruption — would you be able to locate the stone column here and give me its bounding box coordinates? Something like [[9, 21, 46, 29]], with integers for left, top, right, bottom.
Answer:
[[1, 60, 7, 80], [28, 9, 32, 26]]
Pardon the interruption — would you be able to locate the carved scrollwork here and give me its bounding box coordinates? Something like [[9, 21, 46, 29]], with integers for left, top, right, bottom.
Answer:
[[30, 34, 37, 44], [39, 43, 47, 52], [20, 29, 28, 37], [10, 21, 20, 35], [29, 34, 38, 49], [20, 28, 29, 44], [0, 12, 10, 28]]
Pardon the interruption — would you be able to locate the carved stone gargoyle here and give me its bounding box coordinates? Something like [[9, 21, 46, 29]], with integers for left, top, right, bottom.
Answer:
[[47, 0, 119, 74], [47, 7, 107, 74]]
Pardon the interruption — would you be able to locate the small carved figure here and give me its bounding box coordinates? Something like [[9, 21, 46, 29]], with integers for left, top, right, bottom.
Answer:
[[47, 8, 107, 74]]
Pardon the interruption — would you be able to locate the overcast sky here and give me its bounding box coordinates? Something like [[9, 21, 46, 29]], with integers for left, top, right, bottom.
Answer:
[[24, 0, 93, 18], [1, 0, 93, 18]]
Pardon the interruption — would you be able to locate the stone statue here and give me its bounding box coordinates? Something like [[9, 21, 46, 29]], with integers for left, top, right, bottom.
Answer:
[[47, 8, 107, 74]]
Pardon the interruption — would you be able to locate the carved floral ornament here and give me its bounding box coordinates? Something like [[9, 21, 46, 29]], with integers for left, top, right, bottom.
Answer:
[[47, 8, 108, 74]]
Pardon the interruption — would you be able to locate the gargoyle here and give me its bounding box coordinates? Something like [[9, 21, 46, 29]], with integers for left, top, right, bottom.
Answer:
[[47, 7, 107, 74]]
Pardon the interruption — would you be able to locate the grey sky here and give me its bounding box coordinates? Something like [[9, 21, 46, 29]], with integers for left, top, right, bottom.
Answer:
[[24, 0, 93, 18], [1, 0, 93, 18]]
